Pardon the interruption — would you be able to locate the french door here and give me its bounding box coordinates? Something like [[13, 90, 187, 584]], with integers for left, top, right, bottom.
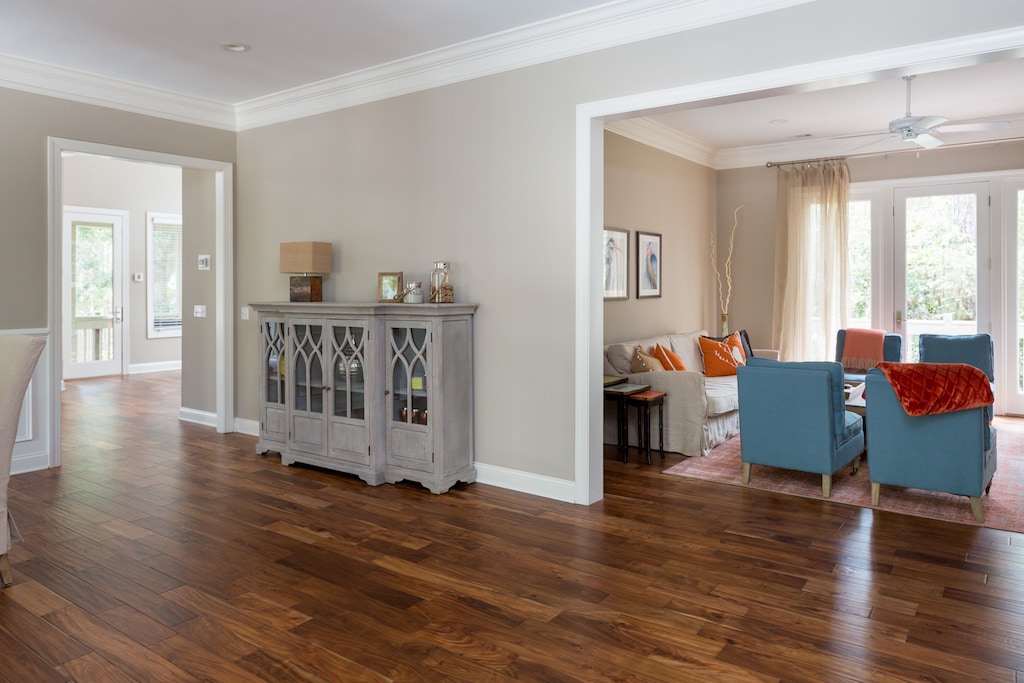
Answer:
[[62, 207, 126, 379], [893, 182, 989, 362]]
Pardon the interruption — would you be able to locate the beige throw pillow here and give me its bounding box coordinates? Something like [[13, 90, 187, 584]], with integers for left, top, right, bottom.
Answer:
[[630, 347, 665, 373]]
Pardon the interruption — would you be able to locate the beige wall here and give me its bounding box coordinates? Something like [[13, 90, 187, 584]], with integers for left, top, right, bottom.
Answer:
[[603, 131, 715, 343], [182, 169, 218, 413], [0, 88, 234, 331], [719, 139, 1024, 355], [62, 155, 183, 367]]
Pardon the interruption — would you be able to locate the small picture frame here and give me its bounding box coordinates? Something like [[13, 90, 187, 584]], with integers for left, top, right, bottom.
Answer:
[[636, 231, 662, 298], [378, 272, 403, 303], [602, 227, 629, 300]]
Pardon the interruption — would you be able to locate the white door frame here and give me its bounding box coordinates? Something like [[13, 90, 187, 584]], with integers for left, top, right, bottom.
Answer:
[[62, 206, 129, 379], [47, 137, 235, 468], [574, 29, 1024, 505]]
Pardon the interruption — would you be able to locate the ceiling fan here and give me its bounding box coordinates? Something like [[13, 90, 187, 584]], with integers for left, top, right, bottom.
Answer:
[[835, 74, 1010, 150]]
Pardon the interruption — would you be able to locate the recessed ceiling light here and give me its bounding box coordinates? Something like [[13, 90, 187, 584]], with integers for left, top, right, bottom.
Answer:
[[769, 119, 790, 125], [222, 43, 251, 52]]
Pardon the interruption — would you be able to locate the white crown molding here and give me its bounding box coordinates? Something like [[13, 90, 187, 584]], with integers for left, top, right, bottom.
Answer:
[[605, 117, 716, 167], [0, 54, 236, 130], [234, 0, 816, 130]]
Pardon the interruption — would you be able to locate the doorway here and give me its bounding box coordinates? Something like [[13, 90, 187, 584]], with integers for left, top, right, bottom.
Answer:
[[47, 137, 235, 469], [62, 207, 127, 379]]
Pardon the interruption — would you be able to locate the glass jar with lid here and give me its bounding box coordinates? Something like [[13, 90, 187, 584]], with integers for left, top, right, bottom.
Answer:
[[429, 261, 454, 303]]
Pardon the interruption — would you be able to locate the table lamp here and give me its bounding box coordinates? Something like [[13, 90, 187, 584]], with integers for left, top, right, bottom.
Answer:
[[280, 242, 332, 302]]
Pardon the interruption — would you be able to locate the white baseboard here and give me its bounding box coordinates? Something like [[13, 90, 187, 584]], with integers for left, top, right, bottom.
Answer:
[[128, 360, 182, 374], [179, 407, 217, 427], [473, 462, 577, 503], [12, 448, 50, 475], [234, 417, 260, 437]]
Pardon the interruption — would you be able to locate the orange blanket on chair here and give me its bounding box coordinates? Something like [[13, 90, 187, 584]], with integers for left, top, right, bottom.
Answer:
[[841, 328, 886, 372], [877, 361, 993, 416]]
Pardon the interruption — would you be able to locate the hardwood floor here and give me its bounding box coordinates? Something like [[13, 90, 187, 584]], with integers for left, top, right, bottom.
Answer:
[[4, 372, 1024, 681]]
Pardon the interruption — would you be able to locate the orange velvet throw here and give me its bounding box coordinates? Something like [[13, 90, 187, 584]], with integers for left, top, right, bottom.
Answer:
[[877, 361, 993, 417], [841, 328, 886, 372]]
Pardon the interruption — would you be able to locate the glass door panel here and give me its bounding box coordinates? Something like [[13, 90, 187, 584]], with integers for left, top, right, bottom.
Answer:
[[62, 209, 124, 380], [331, 324, 366, 420], [390, 325, 429, 426], [894, 182, 988, 361], [291, 323, 325, 414]]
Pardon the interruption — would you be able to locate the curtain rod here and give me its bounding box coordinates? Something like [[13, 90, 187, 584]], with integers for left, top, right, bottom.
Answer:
[[765, 136, 1024, 168]]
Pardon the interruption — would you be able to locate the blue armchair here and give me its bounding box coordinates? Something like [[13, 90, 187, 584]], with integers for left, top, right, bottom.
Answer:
[[865, 366, 996, 522], [835, 329, 903, 383], [737, 357, 864, 497], [918, 332, 995, 425]]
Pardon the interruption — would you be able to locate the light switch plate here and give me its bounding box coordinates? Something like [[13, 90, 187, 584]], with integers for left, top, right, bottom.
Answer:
[[198, 255, 211, 270], [240, 306, 250, 321], [133, 272, 144, 282], [193, 305, 207, 318]]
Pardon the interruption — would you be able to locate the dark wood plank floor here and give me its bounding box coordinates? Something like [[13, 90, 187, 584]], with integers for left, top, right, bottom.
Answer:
[[4, 372, 1024, 681]]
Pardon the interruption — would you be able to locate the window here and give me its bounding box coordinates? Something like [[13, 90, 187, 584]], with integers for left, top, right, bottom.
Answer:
[[147, 212, 183, 338]]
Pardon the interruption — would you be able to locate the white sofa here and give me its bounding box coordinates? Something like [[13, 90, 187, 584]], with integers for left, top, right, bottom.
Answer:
[[603, 330, 777, 457]]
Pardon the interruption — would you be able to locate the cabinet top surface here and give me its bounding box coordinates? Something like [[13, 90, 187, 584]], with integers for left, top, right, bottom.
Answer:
[[249, 302, 478, 315]]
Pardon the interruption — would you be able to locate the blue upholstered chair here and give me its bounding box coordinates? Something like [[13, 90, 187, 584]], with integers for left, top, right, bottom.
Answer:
[[918, 333, 994, 379], [835, 329, 903, 383], [918, 332, 995, 425], [865, 366, 996, 522], [737, 357, 864, 497]]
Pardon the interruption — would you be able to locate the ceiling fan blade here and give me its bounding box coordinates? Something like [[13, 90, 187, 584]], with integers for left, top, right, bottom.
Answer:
[[913, 115, 949, 132], [939, 120, 1011, 132], [830, 130, 890, 141], [913, 133, 943, 149]]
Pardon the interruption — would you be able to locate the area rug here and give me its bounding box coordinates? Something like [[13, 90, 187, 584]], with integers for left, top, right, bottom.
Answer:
[[663, 417, 1024, 532]]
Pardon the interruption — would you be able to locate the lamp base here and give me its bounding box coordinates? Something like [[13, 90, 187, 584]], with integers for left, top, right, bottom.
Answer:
[[289, 275, 323, 302]]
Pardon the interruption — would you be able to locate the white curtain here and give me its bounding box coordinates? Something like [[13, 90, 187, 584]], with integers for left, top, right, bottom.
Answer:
[[772, 161, 850, 361]]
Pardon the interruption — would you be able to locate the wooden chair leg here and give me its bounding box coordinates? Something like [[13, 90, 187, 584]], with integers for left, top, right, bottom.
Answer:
[[871, 482, 880, 506], [970, 497, 985, 523], [851, 458, 859, 474], [821, 474, 832, 498], [0, 553, 12, 587], [741, 462, 751, 484]]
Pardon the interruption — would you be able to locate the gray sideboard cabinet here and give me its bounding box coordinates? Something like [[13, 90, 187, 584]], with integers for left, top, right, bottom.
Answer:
[[250, 302, 477, 494]]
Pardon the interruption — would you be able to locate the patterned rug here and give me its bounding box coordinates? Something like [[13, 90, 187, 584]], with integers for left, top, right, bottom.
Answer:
[[662, 416, 1024, 532]]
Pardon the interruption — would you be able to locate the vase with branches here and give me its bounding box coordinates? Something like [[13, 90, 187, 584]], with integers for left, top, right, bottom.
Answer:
[[710, 205, 744, 336]]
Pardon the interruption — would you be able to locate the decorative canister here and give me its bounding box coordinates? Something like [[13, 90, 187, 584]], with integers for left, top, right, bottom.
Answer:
[[429, 261, 454, 303], [403, 281, 424, 304]]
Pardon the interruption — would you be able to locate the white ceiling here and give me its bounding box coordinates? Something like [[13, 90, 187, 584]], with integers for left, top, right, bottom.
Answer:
[[2, 0, 1023, 164]]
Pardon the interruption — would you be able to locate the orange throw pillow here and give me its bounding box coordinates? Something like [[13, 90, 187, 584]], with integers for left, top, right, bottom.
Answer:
[[650, 343, 687, 371], [698, 332, 746, 376]]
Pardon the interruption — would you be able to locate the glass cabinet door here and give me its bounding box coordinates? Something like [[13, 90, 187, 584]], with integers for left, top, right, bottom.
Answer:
[[389, 324, 429, 426], [261, 319, 286, 406], [330, 324, 367, 420], [291, 323, 325, 414]]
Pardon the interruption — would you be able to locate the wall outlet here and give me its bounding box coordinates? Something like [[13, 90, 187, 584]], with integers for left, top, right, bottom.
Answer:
[[193, 305, 207, 318]]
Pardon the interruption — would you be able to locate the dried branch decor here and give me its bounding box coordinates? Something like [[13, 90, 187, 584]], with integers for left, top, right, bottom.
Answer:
[[710, 205, 744, 334]]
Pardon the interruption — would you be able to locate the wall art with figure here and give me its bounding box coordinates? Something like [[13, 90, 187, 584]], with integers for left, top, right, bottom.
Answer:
[[637, 231, 661, 298], [603, 227, 629, 300]]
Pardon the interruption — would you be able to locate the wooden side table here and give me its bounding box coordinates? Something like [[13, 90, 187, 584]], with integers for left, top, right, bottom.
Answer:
[[603, 383, 650, 461], [627, 390, 666, 464]]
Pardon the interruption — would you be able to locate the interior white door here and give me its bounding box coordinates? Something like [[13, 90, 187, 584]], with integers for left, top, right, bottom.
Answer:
[[893, 182, 990, 362], [62, 207, 127, 379], [1006, 181, 1024, 414]]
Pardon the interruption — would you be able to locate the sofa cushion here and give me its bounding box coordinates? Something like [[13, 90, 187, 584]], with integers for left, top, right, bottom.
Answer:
[[651, 343, 686, 371], [699, 333, 747, 376], [667, 330, 707, 371], [840, 410, 863, 445], [631, 348, 665, 373], [705, 376, 739, 416], [703, 329, 754, 360], [605, 335, 671, 375]]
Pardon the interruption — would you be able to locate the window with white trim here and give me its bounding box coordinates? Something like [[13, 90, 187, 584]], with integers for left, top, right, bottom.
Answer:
[[147, 212, 183, 338]]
